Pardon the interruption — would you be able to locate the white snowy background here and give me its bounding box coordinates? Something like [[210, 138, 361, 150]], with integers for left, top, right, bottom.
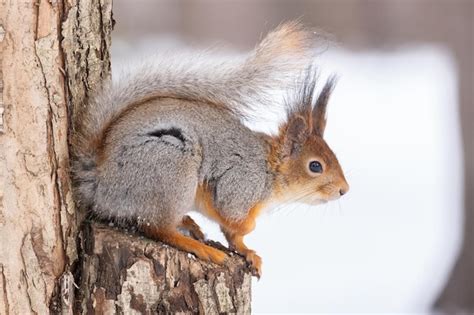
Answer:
[[112, 39, 463, 313]]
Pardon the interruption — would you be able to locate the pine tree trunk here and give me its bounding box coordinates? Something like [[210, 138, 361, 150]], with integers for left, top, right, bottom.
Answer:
[[0, 1, 252, 314]]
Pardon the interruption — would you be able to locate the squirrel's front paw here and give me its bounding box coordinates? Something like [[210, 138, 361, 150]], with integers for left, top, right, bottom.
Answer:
[[245, 250, 262, 278]]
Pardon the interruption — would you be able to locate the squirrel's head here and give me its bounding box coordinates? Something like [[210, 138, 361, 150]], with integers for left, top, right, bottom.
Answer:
[[270, 73, 349, 205]]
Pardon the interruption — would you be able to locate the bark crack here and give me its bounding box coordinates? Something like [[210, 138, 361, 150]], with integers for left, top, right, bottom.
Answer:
[[21, 270, 37, 315], [33, 0, 39, 40], [20, 233, 48, 315], [0, 264, 10, 315], [0, 20, 4, 134], [33, 32, 68, 265]]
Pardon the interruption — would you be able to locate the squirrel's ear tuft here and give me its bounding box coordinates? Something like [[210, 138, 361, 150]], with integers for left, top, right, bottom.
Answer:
[[284, 66, 316, 127], [282, 115, 310, 157], [280, 67, 317, 156], [312, 76, 337, 137]]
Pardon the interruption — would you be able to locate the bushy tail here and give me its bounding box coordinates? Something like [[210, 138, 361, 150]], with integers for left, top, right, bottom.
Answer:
[[71, 21, 322, 206]]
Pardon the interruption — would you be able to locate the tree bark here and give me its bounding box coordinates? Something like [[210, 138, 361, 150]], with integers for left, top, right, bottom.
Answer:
[[0, 0, 111, 313], [1, 1, 252, 314], [78, 223, 252, 314]]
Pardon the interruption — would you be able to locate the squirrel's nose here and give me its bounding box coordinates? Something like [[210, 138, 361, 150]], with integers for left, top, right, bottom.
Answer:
[[339, 182, 350, 196]]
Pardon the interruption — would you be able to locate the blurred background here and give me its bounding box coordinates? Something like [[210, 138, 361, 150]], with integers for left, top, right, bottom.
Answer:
[[112, 1, 473, 313]]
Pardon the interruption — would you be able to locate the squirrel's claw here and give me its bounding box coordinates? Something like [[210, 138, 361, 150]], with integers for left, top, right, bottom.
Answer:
[[250, 266, 261, 279], [245, 250, 262, 278]]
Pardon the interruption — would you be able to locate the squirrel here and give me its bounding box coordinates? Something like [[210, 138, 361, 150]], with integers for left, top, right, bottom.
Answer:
[[71, 21, 349, 278]]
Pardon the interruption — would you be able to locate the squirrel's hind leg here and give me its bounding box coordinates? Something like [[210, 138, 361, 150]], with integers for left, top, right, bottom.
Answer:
[[179, 215, 205, 241], [141, 223, 228, 265]]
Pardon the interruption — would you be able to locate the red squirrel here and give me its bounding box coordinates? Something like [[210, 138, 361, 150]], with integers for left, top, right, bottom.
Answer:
[[71, 21, 349, 278]]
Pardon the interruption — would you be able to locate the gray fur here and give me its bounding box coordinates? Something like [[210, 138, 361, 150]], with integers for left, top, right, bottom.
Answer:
[[94, 99, 272, 223], [71, 21, 319, 226]]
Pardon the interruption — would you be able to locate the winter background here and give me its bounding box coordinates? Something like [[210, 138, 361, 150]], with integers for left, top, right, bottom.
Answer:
[[111, 1, 472, 313]]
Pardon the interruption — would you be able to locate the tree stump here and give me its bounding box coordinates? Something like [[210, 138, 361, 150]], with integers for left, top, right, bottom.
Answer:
[[77, 223, 252, 314]]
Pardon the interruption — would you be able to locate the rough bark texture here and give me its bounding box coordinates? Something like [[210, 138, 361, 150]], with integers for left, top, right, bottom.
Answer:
[[61, 0, 113, 123], [0, 1, 72, 313], [78, 223, 252, 314], [0, 0, 112, 313], [1, 1, 252, 314]]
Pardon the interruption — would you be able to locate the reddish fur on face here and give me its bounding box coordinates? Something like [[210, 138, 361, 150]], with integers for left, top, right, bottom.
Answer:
[[267, 74, 349, 204], [268, 130, 348, 204]]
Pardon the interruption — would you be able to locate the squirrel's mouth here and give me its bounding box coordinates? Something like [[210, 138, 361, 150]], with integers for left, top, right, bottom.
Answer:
[[300, 197, 328, 206]]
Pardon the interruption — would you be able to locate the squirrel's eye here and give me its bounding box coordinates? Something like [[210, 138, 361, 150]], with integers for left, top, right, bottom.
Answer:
[[309, 161, 323, 173]]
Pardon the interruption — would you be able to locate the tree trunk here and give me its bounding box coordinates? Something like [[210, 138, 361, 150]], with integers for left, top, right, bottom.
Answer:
[[0, 0, 111, 313], [78, 223, 252, 314], [0, 1, 252, 314]]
